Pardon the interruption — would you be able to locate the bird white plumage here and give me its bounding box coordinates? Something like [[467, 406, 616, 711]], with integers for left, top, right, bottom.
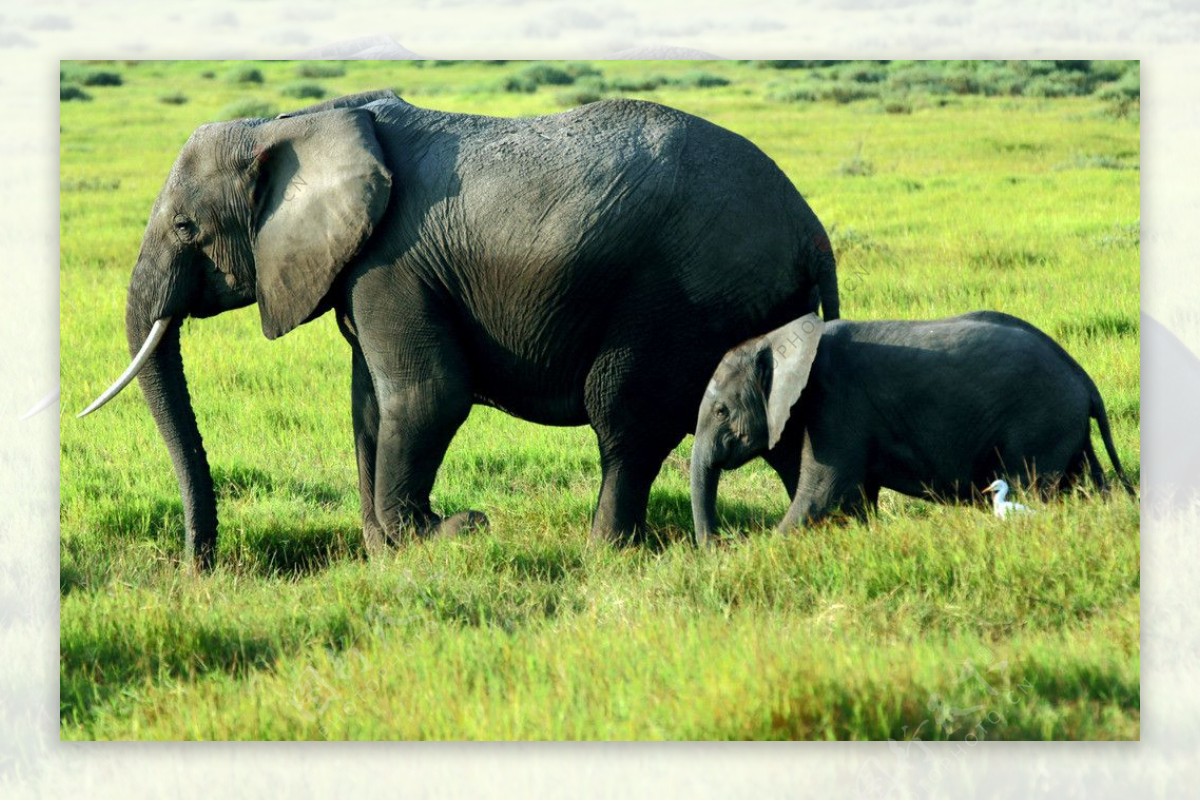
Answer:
[[982, 479, 1033, 519]]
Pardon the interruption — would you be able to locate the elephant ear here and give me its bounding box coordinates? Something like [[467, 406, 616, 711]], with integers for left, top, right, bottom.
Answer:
[[762, 313, 824, 449], [250, 108, 392, 340]]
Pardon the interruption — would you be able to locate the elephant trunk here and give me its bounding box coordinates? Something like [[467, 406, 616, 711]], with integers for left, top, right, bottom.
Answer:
[[87, 254, 219, 570], [124, 304, 218, 570], [690, 440, 723, 548]]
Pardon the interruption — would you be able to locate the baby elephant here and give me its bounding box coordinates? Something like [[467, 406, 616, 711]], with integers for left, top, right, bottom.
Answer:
[[691, 311, 1133, 545]]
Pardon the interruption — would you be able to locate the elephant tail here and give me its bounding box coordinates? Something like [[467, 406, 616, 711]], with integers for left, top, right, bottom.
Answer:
[[811, 229, 839, 321], [1091, 389, 1136, 496]]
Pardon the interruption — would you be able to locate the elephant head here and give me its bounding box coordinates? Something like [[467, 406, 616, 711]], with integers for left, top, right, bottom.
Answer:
[[79, 103, 393, 568], [690, 314, 823, 546]]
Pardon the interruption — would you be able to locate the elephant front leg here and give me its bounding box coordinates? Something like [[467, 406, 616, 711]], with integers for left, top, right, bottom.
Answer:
[[584, 349, 688, 545], [778, 441, 866, 532], [349, 344, 387, 555]]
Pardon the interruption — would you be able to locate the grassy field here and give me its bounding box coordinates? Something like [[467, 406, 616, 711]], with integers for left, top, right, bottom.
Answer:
[[60, 60, 1140, 740]]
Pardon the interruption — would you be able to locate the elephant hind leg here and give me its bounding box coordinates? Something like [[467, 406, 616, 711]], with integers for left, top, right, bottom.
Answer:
[[583, 345, 692, 545], [590, 443, 676, 545]]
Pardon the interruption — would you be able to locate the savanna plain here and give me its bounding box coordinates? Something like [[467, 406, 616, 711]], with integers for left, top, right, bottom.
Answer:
[[60, 60, 1140, 740]]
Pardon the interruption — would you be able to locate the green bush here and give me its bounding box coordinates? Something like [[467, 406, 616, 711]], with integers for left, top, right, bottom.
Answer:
[[609, 75, 669, 92], [820, 82, 881, 104], [60, 85, 91, 102], [296, 63, 346, 79], [1097, 72, 1140, 103], [84, 70, 122, 87], [1025, 74, 1088, 98], [219, 98, 277, 120], [61, 66, 123, 87], [1090, 60, 1133, 83], [1016, 60, 1059, 77], [502, 76, 538, 94], [766, 85, 818, 103], [887, 64, 950, 95], [944, 68, 981, 95], [1097, 72, 1140, 119], [556, 88, 606, 106], [158, 91, 188, 105], [227, 66, 264, 84], [755, 60, 847, 69], [838, 151, 875, 176], [564, 62, 602, 80], [882, 97, 913, 114], [281, 82, 327, 100], [673, 71, 731, 89], [518, 63, 575, 87], [845, 63, 887, 84]]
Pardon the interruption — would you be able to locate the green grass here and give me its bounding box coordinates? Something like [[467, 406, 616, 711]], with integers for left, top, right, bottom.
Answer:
[[60, 60, 1140, 740]]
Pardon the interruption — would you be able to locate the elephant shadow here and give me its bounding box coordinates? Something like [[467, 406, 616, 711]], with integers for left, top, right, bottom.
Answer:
[[642, 490, 785, 551], [212, 463, 347, 506]]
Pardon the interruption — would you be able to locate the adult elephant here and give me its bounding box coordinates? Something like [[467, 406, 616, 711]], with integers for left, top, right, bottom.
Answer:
[[81, 90, 839, 569]]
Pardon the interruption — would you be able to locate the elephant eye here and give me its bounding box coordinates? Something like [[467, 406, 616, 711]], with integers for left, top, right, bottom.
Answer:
[[172, 215, 196, 239], [714, 404, 729, 421]]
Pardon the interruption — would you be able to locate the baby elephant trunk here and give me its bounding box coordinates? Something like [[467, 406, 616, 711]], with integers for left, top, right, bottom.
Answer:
[[690, 440, 723, 547]]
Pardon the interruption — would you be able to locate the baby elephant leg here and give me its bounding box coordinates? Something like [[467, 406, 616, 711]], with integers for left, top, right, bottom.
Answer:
[[778, 459, 868, 532]]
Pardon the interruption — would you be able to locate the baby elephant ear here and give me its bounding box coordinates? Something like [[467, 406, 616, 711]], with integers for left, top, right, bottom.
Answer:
[[763, 313, 824, 449], [250, 108, 392, 340]]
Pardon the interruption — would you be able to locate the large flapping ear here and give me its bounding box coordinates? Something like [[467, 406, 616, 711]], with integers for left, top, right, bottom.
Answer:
[[762, 313, 824, 449], [250, 108, 392, 339]]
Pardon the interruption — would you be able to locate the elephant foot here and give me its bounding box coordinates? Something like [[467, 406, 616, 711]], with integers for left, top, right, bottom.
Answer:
[[366, 511, 490, 554], [588, 522, 642, 547], [362, 523, 389, 557], [430, 510, 490, 539]]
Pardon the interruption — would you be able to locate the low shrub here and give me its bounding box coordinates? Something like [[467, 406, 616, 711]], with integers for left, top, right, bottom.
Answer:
[[158, 91, 188, 105], [845, 63, 887, 84], [61, 66, 123, 87], [518, 63, 575, 87], [767, 86, 818, 103], [296, 63, 345, 79], [81, 70, 122, 87], [755, 60, 847, 69], [281, 82, 326, 100], [821, 82, 881, 104], [502, 76, 538, 94], [564, 62, 602, 80], [838, 150, 875, 177], [556, 89, 606, 106], [609, 75, 669, 92], [673, 71, 731, 89], [219, 98, 277, 120], [227, 66, 264, 84], [60, 85, 91, 102]]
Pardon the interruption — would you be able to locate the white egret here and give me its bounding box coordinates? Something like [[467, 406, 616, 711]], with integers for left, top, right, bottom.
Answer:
[[982, 479, 1034, 519]]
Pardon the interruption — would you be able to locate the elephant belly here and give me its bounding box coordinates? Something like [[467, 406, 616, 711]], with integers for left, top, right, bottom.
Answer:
[[469, 359, 591, 427]]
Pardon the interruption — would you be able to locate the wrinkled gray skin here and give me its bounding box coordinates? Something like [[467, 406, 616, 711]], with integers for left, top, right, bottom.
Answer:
[[101, 90, 839, 568], [692, 311, 1133, 545]]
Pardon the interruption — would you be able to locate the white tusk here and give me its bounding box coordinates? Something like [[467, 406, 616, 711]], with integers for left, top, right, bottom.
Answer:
[[19, 388, 60, 420], [77, 317, 172, 418]]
